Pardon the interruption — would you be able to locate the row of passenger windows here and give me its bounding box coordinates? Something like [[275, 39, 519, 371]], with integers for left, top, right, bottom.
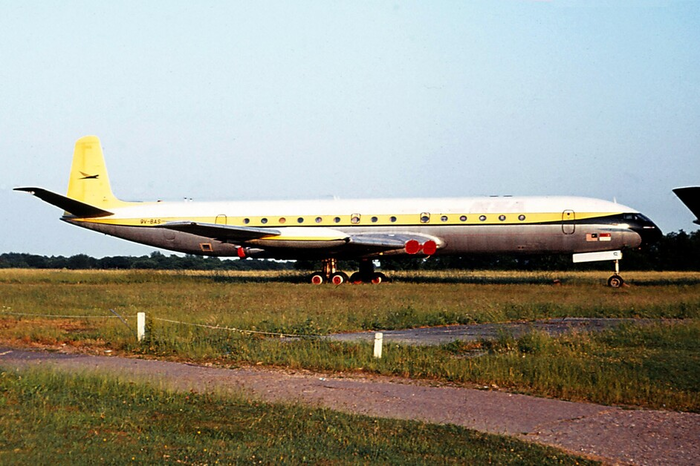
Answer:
[[241, 214, 528, 225]]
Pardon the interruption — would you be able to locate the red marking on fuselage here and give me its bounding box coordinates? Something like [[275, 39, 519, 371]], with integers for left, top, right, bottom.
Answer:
[[405, 239, 421, 254]]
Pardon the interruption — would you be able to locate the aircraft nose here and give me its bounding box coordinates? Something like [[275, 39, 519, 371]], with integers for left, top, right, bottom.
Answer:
[[633, 218, 662, 248]]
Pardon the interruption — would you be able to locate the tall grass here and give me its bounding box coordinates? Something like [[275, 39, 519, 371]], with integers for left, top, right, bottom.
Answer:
[[0, 368, 595, 465]]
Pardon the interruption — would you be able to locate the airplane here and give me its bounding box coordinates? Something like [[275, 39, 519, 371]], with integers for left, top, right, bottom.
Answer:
[[673, 187, 700, 225], [15, 136, 662, 287]]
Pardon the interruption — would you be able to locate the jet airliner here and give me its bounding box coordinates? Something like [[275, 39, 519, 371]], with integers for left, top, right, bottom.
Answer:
[[16, 136, 661, 286]]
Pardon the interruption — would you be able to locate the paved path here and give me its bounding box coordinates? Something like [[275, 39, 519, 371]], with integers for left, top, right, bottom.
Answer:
[[1, 347, 698, 465]]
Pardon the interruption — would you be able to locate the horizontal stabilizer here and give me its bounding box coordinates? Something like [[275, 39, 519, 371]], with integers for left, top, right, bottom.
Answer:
[[673, 187, 700, 225], [14, 187, 114, 218], [161, 221, 281, 241]]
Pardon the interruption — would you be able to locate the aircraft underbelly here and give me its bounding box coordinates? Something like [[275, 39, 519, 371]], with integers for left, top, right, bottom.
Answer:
[[64, 220, 241, 256], [437, 224, 640, 254]]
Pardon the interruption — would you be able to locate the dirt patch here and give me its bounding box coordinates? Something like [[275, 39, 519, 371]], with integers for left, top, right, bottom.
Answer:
[[1, 346, 698, 465], [0, 317, 96, 333]]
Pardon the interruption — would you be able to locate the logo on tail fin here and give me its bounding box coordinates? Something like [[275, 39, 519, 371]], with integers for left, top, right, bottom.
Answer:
[[79, 171, 99, 180]]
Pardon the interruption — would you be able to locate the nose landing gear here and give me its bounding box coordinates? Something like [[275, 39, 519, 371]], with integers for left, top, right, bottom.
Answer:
[[573, 250, 627, 288], [607, 259, 625, 288]]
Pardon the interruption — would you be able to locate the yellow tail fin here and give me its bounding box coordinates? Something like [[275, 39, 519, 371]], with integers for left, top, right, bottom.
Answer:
[[67, 136, 130, 209]]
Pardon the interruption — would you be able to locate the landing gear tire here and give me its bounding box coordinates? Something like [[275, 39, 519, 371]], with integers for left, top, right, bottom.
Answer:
[[349, 271, 387, 284], [608, 274, 624, 288], [330, 272, 349, 285], [310, 272, 325, 285]]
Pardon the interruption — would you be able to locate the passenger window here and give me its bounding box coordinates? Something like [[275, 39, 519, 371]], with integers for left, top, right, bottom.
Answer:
[[420, 212, 430, 223]]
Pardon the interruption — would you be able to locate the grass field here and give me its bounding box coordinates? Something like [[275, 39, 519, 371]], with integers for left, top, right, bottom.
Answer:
[[1, 269, 699, 411], [0, 368, 596, 465]]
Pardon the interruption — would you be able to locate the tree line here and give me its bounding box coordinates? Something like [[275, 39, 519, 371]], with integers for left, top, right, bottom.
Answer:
[[2, 230, 699, 271], [0, 251, 293, 271]]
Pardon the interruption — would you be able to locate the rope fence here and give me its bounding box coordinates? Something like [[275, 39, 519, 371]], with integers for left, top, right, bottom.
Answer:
[[0, 310, 384, 357], [0, 310, 326, 339], [152, 317, 323, 339]]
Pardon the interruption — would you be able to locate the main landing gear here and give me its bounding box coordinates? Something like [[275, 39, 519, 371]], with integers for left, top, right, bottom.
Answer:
[[350, 260, 387, 285], [607, 259, 625, 288], [309, 259, 386, 285], [309, 258, 348, 285]]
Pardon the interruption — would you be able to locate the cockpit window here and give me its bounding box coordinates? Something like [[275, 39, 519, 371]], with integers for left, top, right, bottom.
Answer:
[[623, 213, 652, 223]]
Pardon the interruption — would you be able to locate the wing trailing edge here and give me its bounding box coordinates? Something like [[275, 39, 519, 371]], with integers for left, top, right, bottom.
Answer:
[[161, 221, 282, 241]]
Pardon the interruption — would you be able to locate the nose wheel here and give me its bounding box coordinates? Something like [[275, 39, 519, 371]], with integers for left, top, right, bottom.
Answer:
[[607, 274, 624, 288], [607, 259, 625, 288]]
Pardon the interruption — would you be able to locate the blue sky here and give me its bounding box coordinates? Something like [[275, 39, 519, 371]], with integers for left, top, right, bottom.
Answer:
[[2, 1, 699, 257]]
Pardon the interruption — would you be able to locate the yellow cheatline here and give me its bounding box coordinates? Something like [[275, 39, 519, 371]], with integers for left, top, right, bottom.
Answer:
[[75, 211, 619, 227]]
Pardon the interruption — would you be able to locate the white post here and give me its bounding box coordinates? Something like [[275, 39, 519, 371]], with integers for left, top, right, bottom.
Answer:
[[373, 332, 383, 359], [137, 312, 146, 342]]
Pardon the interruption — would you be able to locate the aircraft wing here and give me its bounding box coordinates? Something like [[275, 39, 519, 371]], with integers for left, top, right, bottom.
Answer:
[[348, 233, 440, 251], [339, 232, 444, 258], [161, 222, 443, 256], [347, 234, 406, 249], [673, 187, 700, 225], [161, 221, 281, 241]]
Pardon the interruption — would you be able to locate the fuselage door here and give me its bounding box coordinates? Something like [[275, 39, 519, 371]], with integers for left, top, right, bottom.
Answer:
[[215, 214, 227, 225], [562, 210, 575, 234]]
